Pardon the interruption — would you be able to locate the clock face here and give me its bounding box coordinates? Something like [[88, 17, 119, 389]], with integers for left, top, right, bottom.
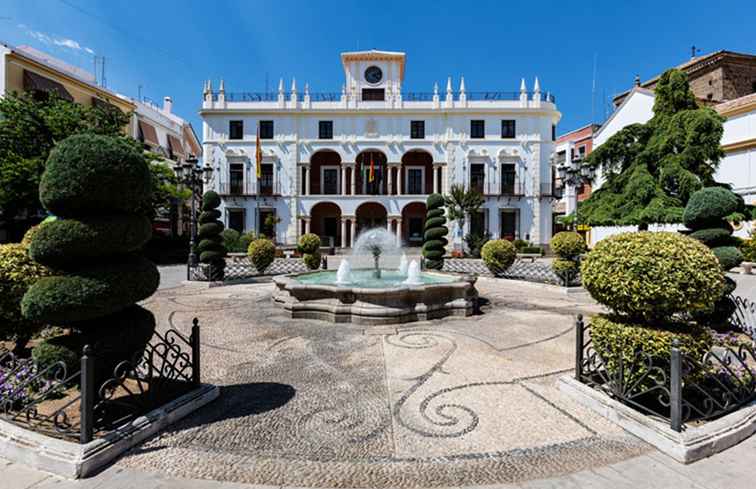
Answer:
[[364, 66, 383, 84]]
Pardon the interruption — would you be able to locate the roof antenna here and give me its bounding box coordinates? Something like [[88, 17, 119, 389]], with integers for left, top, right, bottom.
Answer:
[[691, 45, 701, 59], [591, 53, 597, 125]]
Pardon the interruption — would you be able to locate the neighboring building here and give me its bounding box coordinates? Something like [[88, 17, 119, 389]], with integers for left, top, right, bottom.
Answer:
[[199, 50, 561, 248], [613, 50, 756, 107], [553, 123, 600, 229]]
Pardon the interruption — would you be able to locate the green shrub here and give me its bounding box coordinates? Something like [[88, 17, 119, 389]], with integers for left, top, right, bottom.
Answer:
[[689, 227, 734, 247], [248, 238, 276, 273], [463, 232, 489, 258], [197, 191, 226, 280], [303, 252, 321, 270], [298, 233, 321, 254], [581, 232, 724, 321], [520, 246, 543, 255], [221, 229, 241, 251], [589, 315, 713, 386], [552, 259, 577, 278], [40, 134, 152, 217], [550, 232, 587, 259], [32, 336, 80, 374], [238, 232, 257, 253], [513, 239, 529, 251], [22, 255, 160, 324], [712, 245, 743, 271], [29, 215, 152, 268], [21, 222, 51, 248], [0, 243, 50, 349], [422, 193, 448, 270], [682, 187, 740, 229], [481, 239, 516, 275], [202, 190, 221, 209], [741, 239, 756, 262]]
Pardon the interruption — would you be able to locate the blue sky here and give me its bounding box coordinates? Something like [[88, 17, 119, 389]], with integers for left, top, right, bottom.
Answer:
[[2, 0, 755, 136]]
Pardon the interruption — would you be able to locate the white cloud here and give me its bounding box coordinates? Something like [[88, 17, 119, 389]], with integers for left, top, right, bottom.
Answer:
[[23, 27, 95, 55]]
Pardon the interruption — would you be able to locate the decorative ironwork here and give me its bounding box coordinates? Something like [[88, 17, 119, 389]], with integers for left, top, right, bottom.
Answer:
[[575, 316, 756, 432], [0, 319, 202, 443], [731, 295, 756, 340], [211, 91, 556, 103], [190, 257, 307, 282]]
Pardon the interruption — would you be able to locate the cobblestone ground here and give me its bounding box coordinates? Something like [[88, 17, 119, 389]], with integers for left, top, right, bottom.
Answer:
[[119, 277, 649, 487]]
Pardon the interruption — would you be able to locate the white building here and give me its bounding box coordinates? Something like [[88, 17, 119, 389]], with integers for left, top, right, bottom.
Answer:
[[200, 50, 561, 249]]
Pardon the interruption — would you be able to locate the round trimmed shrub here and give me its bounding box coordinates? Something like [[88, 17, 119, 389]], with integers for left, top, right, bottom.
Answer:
[[552, 259, 577, 279], [202, 190, 221, 209], [712, 246, 743, 271], [0, 243, 50, 348], [481, 239, 516, 275], [32, 336, 80, 374], [513, 239, 529, 251], [298, 233, 321, 254], [689, 227, 734, 247], [741, 239, 756, 262], [40, 134, 152, 217], [581, 232, 724, 321], [221, 229, 241, 252], [682, 187, 740, 229], [29, 215, 152, 267], [248, 238, 276, 273], [303, 252, 321, 270], [21, 255, 160, 324], [589, 315, 713, 386], [550, 232, 587, 259], [422, 193, 448, 270]]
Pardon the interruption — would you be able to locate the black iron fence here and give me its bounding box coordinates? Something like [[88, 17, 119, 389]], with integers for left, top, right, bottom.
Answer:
[[574, 312, 756, 432], [0, 319, 201, 443], [190, 257, 307, 282]]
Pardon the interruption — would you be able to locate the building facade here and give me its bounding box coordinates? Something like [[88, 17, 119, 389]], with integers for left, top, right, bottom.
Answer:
[[553, 123, 600, 223], [200, 50, 560, 249]]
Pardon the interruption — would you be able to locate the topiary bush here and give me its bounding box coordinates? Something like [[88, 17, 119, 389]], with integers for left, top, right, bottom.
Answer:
[[0, 243, 50, 352], [21, 134, 159, 372], [31, 336, 80, 374], [198, 191, 226, 280], [550, 232, 586, 259], [582, 232, 724, 322], [248, 238, 276, 273], [513, 239, 529, 251], [422, 193, 448, 270], [298, 233, 321, 270], [682, 187, 740, 229], [481, 239, 516, 275], [552, 259, 577, 280], [741, 238, 756, 262], [221, 229, 241, 252]]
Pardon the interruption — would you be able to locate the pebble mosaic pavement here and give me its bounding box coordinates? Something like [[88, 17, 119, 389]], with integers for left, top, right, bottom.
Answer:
[[118, 277, 650, 487]]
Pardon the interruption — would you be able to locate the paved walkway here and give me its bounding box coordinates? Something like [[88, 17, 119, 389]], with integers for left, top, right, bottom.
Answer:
[[3, 275, 756, 488]]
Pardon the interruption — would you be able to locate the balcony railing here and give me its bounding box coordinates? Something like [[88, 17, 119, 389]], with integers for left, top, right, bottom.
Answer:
[[211, 91, 556, 104], [218, 181, 256, 196]]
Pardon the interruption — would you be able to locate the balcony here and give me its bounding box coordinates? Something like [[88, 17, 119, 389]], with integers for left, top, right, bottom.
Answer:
[[218, 181, 255, 196], [210, 91, 556, 104]]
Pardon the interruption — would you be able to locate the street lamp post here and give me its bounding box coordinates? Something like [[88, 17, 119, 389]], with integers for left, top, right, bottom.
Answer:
[[174, 156, 213, 280], [557, 155, 595, 232]]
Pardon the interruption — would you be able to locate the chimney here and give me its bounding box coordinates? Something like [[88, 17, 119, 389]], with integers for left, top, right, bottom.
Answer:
[[163, 96, 173, 114], [634, 74, 640, 87]]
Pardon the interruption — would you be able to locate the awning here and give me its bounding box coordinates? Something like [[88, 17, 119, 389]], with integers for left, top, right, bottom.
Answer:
[[167, 134, 185, 158], [138, 120, 160, 147], [23, 70, 74, 102]]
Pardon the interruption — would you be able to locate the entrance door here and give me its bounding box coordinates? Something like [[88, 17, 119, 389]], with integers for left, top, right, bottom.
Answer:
[[500, 211, 517, 241], [323, 217, 338, 247], [259, 209, 276, 238]]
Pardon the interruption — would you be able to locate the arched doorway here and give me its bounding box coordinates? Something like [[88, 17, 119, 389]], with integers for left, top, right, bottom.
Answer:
[[355, 202, 387, 235], [309, 150, 342, 195], [310, 202, 342, 247], [401, 202, 427, 247], [355, 150, 388, 195], [401, 150, 433, 195]]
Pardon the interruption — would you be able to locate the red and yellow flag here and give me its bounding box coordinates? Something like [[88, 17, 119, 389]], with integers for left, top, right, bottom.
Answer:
[[368, 153, 375, 182], [255, 122, 262, 178]]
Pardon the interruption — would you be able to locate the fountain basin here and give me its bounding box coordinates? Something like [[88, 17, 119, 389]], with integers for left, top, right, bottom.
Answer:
[[273, 269, 478, 325]]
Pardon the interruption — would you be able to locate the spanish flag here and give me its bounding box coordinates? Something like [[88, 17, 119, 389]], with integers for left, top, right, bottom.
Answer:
[[255, 122, 262, 178], [368, 153, 375, 182]]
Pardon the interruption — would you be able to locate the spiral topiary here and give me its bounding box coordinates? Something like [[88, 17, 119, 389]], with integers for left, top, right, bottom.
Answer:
[[481, 239, 516, 275], [422, 193, 448, 270], [683, 187, 743, 328], [197, 191, 226, 281], [21, 134, 159, 371], [298, 233, 321, 270]]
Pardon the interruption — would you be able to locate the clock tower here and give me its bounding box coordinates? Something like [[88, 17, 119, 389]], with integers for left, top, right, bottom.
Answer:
[[340, 50, 406, 102]]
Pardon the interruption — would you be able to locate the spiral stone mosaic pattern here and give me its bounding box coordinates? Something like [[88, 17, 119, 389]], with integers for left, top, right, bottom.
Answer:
[[121, 278, 649, 487]]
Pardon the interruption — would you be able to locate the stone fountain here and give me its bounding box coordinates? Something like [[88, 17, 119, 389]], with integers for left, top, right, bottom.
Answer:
[[273, 227, 478, 325]]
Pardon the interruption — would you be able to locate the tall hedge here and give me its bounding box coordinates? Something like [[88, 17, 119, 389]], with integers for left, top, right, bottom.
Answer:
[[683, 187, 743, 327], [21, 134, 159, 370], [422, 193, 448, 270], [198, 191, 226, 281]]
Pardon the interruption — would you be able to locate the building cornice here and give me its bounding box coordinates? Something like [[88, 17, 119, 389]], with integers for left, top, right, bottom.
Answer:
[[199, 107, 560, 117], [722, 137, 756, 153]]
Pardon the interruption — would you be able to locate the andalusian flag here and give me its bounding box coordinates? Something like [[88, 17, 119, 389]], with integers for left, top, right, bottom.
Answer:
[[369, 153, 375, 182], [255, 122, 262, 178]]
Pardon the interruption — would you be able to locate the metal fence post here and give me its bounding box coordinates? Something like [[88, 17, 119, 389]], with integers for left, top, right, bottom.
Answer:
[[191, 318, 201, 386], [80, 345, 95, 444], [575, 314, 584, 381], [670, 339, 683, 432]]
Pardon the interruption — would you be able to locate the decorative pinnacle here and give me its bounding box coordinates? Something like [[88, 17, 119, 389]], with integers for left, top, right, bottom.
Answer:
[[219, 79, 225, 92], [459, 76, 465, 92], [534, 77, 541, 93], [520, 78, 526, 92], [291, 77, 297, 93], [446, 76, 452, 93], [433, 82, 439, 95], [278, 78, 284, 93]]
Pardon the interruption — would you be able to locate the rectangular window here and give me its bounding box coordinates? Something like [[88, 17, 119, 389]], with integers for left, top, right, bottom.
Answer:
[[319, 120, 333, 139], [470, 164, 485, 193], [228, 209, 245, 233], [471, 120, 485, 139], [229, 163, 244, 194], [410, 120, 425, 139], [322, 167, 339, 194], [408, 217, 424, 243], [578, 145, 586, 158], [501, 163, 516, 195], [259, 164, 274, 195], [500, 210, 517, 241], [407, 167, 424, 194], [470, 211, 486, 237], [551, 124, 556, 141], [362, 88, 385, 101], [501, 120, 516, 139], [259, 120, 274, 139], [229, 120, 243, 140]]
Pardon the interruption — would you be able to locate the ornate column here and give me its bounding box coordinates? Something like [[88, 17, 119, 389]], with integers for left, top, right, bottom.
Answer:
[[395, 218, 402, 247], [397, 166, 403, 195], [350, 166, 356, 195], [388, 165, 394, 195], [304, 217, 311, 234], [387, 218, 392, 232], [350, 218, 356, 247], [340, 166, 347, 196], [432, 165, 440, 194], [304, 165, 311, 196]]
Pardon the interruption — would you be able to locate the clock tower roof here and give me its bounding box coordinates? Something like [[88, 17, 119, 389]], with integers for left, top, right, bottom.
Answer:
[[340, 50, 406, 81]]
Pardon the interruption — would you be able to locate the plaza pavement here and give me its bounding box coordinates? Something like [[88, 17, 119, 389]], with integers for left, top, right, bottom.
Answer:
[[3, 270, 756, 488]]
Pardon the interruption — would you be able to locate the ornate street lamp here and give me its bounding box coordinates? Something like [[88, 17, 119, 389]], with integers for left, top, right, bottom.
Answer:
[[556, 155, 595, 231], [174, 155, 213, 280]]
